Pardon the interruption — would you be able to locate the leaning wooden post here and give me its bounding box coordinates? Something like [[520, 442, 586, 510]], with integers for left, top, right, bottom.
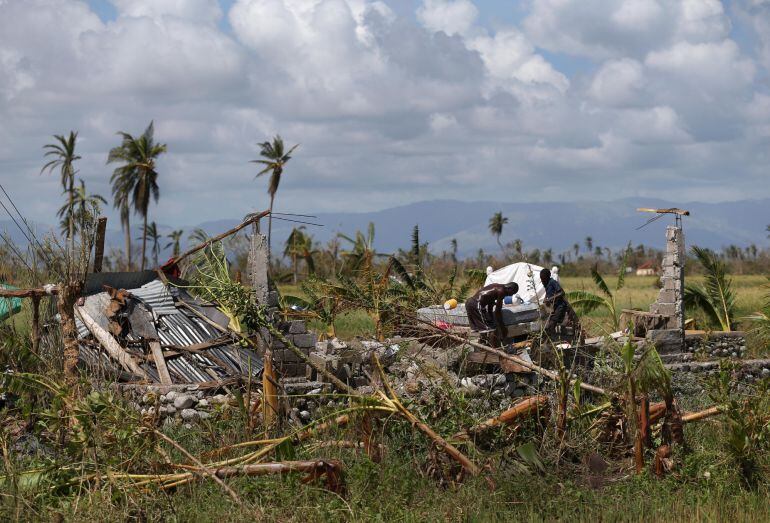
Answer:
[[30, 295, 41, 355], [93, 216, 107, 273]]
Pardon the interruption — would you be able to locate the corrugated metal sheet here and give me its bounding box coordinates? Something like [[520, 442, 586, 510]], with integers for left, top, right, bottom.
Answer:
[[74, 276, 263, 385], [130, 279, 181, 316]]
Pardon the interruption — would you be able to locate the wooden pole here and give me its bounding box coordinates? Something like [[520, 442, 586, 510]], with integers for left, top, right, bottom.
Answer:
[[30, 295, 41, 354], [0, 287, 57, 298], [173, 210, 269, 265], [93, 216, 107, 273], [75, 306, 150, 381], [149, 340, 172, 386]]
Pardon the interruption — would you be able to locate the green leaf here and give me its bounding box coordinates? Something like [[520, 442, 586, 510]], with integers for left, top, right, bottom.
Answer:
[[516, 442, 545, 473]]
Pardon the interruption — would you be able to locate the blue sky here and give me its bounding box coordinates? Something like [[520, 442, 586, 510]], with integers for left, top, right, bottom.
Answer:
[[2, 0, 770, 227]]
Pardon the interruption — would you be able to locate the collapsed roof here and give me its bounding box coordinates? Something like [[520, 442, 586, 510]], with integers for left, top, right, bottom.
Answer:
[[73, 272, 263, 386]]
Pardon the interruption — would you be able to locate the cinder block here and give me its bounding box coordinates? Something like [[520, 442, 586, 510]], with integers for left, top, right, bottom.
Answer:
[[656, 289, 678, 303], [652, 303, 679, 317], [289, 320, 307, 334], [292, 333, 317, 348]]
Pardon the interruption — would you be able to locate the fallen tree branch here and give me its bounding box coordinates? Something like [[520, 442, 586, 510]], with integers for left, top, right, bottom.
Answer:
[[458, 395, 548, 438], [371, 353, 483, 480], [682, 406, 722, 423], [153, 429, 243, 506], [75, 306, 150, 381]]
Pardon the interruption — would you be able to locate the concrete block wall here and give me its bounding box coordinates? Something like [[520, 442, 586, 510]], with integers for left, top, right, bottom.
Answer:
[[649, 226, 685, 331], [248, 228, 314, 377]]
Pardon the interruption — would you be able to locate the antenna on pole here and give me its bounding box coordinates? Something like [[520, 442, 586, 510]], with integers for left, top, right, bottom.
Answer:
[[636, 207, 690, 230]]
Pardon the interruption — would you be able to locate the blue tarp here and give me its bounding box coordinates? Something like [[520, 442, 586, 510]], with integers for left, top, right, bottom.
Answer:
[[0, 284, 22, 322]]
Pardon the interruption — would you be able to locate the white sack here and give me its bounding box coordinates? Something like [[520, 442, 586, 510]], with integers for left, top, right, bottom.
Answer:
[[484, 262, 546, 304]]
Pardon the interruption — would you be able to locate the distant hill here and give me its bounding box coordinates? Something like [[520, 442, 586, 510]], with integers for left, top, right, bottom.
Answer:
[[2, 198, 768, 261]]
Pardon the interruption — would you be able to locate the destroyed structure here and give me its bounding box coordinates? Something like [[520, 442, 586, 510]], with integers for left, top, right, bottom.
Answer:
[[1, 208, 765, 426]]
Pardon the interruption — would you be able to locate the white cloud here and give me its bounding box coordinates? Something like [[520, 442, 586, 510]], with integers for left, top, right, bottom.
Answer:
[[110, 0, 223, 22], [0, 0, 768, 230], [588, 58, 646, 107], [416, 0, 478, 37], [524, 0, 730, 59]]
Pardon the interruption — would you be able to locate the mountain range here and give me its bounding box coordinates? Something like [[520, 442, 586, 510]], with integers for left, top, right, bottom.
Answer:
[[2, 198, 768, 261]]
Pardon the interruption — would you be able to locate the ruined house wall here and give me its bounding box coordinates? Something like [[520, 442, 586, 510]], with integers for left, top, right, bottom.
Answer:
[[248, 229, 315, 377], [649, 225, 685, 331]]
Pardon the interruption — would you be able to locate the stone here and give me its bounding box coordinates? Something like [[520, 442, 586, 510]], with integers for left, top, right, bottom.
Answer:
[[174, 394, 196, 410], [197, 399, 209, 408], [292, 333, 317, 348], [289, 320, 307, 334], [199, 411, 211, 420], [647, 329, 683, 353], [181, 408, 199, 421], [165, 390, 178, 402]]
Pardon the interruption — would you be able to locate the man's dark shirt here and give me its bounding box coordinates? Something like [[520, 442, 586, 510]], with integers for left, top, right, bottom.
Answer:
[[545, 278, 565, 307]]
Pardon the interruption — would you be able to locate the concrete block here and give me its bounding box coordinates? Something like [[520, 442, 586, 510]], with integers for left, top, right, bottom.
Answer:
[[651, 303, 678, 317], [656, 289, 678, 303], [266, 291, 280, 307], [289, 320, 307, 334], [646, 329, 684, 353], [292, 333, 317, 348]]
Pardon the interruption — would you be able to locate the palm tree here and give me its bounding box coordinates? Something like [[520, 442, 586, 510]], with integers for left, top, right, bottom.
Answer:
[[165, 229, 184, 257], [513, 239, 523, 258], [285, 226, 308, 284], [766, 224, 770, 239], [573, 243, 580, 258], [107, 121, 167, 271], [585, 236, 593, 253], [42, 131, 80, 252], [251, 135, 299, 254], [188, 228, 209, 245], [488, 212, 508, 254], [685, 246, 735, 331], [338, 222, 384, 273], [111, 171, 134, 269], [57, 179, 106, 237], [137, 222, 162, 268]]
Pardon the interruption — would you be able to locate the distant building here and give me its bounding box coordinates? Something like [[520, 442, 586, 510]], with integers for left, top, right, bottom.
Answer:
[[635, 260, 658, 276]]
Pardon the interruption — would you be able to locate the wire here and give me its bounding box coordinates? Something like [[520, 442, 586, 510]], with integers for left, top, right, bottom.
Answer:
[[635, 212, 665, 231], [270, 212, 318, 218], [0, 183, 54, 267], [270, 216, 324, 227]]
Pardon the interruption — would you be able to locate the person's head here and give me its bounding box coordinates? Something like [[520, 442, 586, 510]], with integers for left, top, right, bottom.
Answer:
[[539, 268, 551, 285], [504, 282, 519, 296]]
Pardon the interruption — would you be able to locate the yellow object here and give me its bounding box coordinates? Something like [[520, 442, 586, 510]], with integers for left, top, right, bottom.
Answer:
[[444, 298, 458, 310]]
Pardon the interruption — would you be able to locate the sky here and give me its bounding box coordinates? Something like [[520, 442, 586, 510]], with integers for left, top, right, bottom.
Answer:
[[1, 0, 770, 228]]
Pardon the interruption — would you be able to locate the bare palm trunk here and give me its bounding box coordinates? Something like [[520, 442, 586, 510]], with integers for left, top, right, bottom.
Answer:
[[141, 212, 148, 271], [124, 215, 132, 270], [68, 176, 75, 257], [292, 253, 298, 284], [267, 193, 275, 258]]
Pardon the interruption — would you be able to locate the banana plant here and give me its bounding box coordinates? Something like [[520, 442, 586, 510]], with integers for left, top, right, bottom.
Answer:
[[685, 246, 735, 332], [567, 244, 630, 331]]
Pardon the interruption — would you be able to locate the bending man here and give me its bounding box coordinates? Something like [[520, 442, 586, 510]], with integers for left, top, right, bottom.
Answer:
[[540, 268, 569, 331], [465, 282, 519, 345]]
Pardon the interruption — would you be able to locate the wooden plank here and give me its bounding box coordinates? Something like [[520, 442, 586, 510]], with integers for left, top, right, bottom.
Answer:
[[172, 210, 269, 264], [75, 306, 150, 381], [150, 341, 173, 385], [93, 216, 107, 273], [637, 207, 690, 216], [0, 286, 57, 298]]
